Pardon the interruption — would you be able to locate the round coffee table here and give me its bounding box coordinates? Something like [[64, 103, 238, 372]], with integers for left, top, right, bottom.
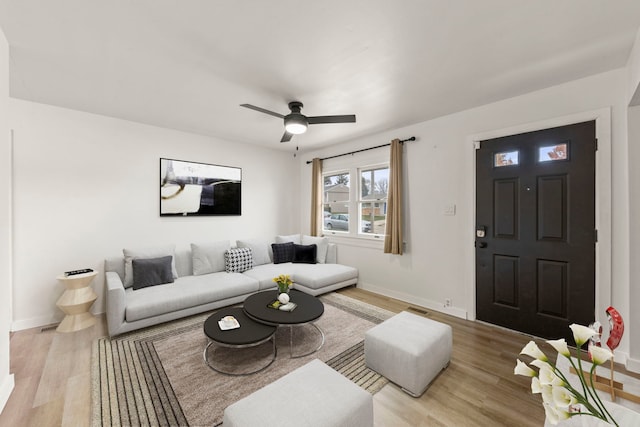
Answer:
[[203, 307, 277, 376], [243, 289, 325, 358]]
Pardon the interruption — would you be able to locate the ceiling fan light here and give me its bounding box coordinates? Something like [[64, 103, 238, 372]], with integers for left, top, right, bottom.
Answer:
[[285, 122, 307, 134], [284, 114, 308, 134]]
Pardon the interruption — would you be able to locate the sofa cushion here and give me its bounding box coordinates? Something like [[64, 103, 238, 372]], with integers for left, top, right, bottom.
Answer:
[[236, 239, 272, 265], [291, 263, 359, 290], [191, 241, 230, 275], [301, 235, 329, 263], [225, 248, 254, 273], [242, 263, 296, 290], [293, 244, 317, 264], [275, 234, 301, 244], [272, 242, 294, 264], [132, 256, 174, 290], [125, 272, 259, 322], [123, 245, 178, 288]]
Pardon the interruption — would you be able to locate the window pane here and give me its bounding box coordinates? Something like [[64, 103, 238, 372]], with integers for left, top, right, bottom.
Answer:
[[361, 167, 389, 199], [539, 143, 568, 162], [360, 202, 385, 235], [323, 173, 350, 232], [494, 151, 519, 167], [324, 212, 350, 232]]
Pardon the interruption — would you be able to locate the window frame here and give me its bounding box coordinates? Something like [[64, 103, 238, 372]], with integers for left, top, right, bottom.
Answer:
[[322, 157, 389, 242]]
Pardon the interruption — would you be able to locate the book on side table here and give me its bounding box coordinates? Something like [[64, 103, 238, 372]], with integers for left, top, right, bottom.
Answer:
[[267, 300, 297, 312]]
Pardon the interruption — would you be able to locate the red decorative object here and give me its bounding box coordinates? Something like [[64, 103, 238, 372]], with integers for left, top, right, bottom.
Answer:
[[606, 306, 624, 351]]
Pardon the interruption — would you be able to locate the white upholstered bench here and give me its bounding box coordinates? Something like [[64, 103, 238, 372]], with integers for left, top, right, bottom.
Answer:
[[223, 359, 374, 427], [364, 311, 452, 397]]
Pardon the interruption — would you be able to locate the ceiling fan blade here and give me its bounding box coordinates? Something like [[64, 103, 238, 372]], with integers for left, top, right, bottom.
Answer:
[[240, 104, 285, 119], [307, 115, 356, 124], [280, 131, 294, 143]]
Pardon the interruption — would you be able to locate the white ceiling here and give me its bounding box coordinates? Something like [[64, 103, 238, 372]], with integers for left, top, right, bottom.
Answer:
[[1, 1, 640, 152]]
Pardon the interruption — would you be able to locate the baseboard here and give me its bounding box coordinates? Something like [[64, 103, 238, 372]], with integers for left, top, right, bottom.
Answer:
[[358, 282, 468, 320], [625, 355, 640, 374], [11, 314, 60, 332], [0, 373, 15, 413]]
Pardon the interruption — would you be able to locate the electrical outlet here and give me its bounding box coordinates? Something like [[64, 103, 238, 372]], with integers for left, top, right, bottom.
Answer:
[[444, 298, 451, 308]]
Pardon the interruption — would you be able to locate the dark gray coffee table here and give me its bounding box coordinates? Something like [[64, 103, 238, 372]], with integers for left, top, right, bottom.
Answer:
[[243, 289, 325, 358], [203, 307, 277, 376]]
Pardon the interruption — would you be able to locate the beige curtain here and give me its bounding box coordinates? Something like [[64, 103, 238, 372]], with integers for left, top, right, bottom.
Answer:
[[310, 158, 323, 236], [384, 139, 403, 254]]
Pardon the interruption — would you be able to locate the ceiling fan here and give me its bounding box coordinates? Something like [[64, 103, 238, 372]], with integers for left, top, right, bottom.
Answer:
[[240, 101, 356, 143]]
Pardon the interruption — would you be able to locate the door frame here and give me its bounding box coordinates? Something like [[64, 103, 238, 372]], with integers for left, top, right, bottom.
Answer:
[[466, 107, 611, 331]]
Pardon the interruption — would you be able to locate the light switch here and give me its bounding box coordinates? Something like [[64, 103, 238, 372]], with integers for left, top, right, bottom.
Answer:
[[443, 204, 456, 216]]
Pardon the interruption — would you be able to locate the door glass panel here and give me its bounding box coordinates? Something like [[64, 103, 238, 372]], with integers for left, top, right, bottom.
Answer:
[[539, 143, 568, 162], [494, 151, 519, 167]]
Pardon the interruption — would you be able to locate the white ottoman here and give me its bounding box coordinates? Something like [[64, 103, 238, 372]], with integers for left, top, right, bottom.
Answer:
[[223, 359, 374, 427], [365, 311, 452, 397]]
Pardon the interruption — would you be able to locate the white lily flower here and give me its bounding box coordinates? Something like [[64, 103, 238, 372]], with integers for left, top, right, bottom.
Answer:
[[544, 403, 560, 425], [556, 407, 571, 422], [520, 341, 548, 361], [531, 376, 542, 394], [589, 345, 614, 366], [546, 338, 571, 357], [514, 359, 536, 377], [552, 385, 577, 409], [541, 384, 553, 405], [513, 323, 620, 424], [531, 359, 552, 370], [569, 324, 597, 346], [539, 366, 564, 386]]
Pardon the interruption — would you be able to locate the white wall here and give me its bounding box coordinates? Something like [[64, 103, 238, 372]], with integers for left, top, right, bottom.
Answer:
[[628, 105, 640, 371], [300, 69, 633, 359], [10, 100, 300, 330], [625, 26, 640, 372], [0, 26, 15, 413]]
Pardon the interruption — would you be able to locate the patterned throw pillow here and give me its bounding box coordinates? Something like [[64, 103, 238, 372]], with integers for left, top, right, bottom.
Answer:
[[271, 242, 294, 264], [224, 248, 254, 273]]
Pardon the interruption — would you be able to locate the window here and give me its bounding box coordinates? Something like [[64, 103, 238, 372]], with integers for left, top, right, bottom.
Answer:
[[494, 150, 519, 167], [538, 143, 568, 162], [323, 173, 350, 233], [359, 167, 389, 235], [322, 159, 388, 239]]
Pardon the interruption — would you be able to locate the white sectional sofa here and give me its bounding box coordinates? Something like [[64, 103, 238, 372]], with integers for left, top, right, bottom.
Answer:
[[104, 235, 358, 336]]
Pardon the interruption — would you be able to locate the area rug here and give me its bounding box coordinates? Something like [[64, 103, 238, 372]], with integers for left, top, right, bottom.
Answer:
[[91, 292, 393, 426]]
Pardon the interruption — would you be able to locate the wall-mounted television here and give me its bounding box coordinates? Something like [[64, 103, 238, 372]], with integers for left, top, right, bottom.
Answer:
[[160, 158, 241, 216]]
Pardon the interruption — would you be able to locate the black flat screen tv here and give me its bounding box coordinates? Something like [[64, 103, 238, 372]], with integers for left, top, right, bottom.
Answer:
[[160, 158, 241, 216]]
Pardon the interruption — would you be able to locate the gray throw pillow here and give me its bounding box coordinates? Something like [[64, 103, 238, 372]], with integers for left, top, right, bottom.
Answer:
[[191, 241, 230, 275], [275, 234, 302, 244], [301, 235, 329, 263], [236, 239, 271, 265], [132, 256, 174, 290], [123, 245, 178, 288]]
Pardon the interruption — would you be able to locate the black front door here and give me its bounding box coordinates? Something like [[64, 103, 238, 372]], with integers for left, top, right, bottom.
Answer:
[[475, 121, 596, 343]]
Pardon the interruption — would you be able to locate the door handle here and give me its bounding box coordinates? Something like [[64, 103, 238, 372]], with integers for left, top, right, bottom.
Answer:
[[477, 241, 488, 248]]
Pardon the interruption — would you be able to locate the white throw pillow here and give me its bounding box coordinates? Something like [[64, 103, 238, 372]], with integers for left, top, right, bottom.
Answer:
[[301, 235, 329, 264], [191, 241, 230, 275], [236, 239, 271, 265], [275, 234, 302, 244], [123, 245, 178, 288]]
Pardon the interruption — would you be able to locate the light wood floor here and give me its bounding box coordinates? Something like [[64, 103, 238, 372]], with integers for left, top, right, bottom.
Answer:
[[0, 288, 551, 426]]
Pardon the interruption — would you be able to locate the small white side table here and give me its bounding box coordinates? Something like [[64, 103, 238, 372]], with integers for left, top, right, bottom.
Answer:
[[56, 270, 98, 333]]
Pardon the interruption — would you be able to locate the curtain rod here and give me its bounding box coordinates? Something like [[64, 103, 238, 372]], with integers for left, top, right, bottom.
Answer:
[[305, 136, 415, 164]]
